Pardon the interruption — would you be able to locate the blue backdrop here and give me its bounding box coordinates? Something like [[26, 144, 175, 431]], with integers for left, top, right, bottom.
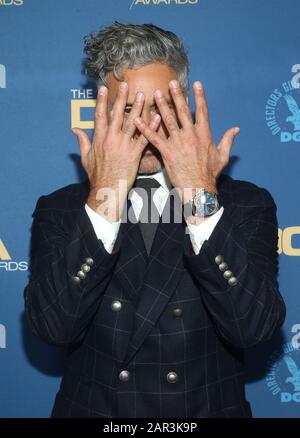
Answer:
[[1, 0, 300, 418]]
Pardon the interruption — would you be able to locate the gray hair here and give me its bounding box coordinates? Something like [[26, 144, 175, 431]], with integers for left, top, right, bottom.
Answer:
[[83, 22, 189, 94]]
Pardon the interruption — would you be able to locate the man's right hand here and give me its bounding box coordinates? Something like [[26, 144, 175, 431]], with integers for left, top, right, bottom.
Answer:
[[72, 82, 160, 222]]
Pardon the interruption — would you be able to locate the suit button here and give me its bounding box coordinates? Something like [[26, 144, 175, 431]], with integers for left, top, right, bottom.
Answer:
[[77, 270, 86, 280], [228, 276, 238, 286], [85, 257, 94, 266], [119, 370, 130, 382], [166, 372, 178, 383], [223, 270, 233, 279], [71, 276, 81, 285], [173, 308, 183, 317], [215, 255, 224, 265], [219, 262, 228, 272], [81, 264, 91, 273], [111, 300, 122, 312]]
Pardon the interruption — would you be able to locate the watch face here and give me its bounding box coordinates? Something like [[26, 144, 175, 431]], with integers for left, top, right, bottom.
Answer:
[[194, 190, 219, 216]]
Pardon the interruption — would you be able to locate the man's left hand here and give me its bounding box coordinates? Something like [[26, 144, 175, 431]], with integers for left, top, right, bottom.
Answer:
[[134, 80, 240, 204]]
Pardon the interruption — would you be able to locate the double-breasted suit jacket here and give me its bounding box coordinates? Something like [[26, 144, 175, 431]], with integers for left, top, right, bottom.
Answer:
[[24, 173, 286, 418]]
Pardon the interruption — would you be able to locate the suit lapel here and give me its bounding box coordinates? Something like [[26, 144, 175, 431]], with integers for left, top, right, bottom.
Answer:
[[123, 190, 186, 365]]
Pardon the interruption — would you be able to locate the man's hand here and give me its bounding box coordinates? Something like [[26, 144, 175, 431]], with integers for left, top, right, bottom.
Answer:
[[72, 82, 160, 222], [134, 80, 240, 204]]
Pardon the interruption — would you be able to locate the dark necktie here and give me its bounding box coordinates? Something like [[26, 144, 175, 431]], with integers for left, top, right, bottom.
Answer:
[[132, 177, 161, 255]]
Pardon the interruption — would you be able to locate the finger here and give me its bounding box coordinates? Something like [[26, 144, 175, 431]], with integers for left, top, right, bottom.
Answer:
[[154, 89, 180, 136], [72, 127, 92, 158], [135, 113, 161, 151], [217, 127, 240, 160], [169, 80, 193, 129], [110, 82, 128, 132], [94, 86, 108, 132], [122, 91, 145, 137], [134, 115, 165, 153], [194, 81, 210, 129]]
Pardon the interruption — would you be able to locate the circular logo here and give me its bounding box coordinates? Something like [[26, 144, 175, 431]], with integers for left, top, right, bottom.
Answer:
[[265, 342, 300, 402], [265, 82, 300, 142]]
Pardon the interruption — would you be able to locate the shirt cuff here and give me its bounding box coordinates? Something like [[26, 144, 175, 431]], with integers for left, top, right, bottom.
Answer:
[[84, 203, 121, 254], [186, 206, 224, 255]]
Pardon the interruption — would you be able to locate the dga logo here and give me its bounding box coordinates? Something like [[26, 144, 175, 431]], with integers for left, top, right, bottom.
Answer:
[[278, 226, 300, 256], [0, 0, 24, 5], [70, 89, 95, 129], [130, 0, 198, 8], [0, 324, 6, 349], [0, 64, 6, 89], [266, 342, 300, 402], [0, 239, 28, 271], [265, 64, 300, 142]]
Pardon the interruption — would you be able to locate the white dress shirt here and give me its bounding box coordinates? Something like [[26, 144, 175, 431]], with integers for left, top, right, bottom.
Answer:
[[85, 168, 224, 255]]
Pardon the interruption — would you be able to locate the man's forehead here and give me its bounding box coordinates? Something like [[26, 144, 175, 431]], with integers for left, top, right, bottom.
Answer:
[[107, 64, 178, 97], [107, 85, 173, 106]]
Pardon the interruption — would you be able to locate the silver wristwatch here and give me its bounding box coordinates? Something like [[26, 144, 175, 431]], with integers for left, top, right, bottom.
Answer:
[[190, 188, 219, 217]]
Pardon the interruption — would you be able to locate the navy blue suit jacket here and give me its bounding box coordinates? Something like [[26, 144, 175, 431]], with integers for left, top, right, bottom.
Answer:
[[24, 174, 286, 418]]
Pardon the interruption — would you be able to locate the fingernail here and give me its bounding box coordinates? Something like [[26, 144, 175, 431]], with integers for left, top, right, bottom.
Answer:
[[136, 91, 144, 102], [150, 109, 159, 117], [170, 80, 179, 88], [234, 127, 240, 134], [194, 81, 202, 90], [154, 89, 163, 98], [99, 85, 107, 94], [120, 82, 128, 91]]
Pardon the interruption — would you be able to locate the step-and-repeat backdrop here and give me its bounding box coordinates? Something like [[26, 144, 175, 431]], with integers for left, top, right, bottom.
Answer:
[[1, 0, 300, 418]]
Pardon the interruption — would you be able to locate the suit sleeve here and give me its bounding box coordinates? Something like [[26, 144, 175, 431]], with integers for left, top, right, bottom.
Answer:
[[183, 186, 286, 349], [24, 195, 121, 346]]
